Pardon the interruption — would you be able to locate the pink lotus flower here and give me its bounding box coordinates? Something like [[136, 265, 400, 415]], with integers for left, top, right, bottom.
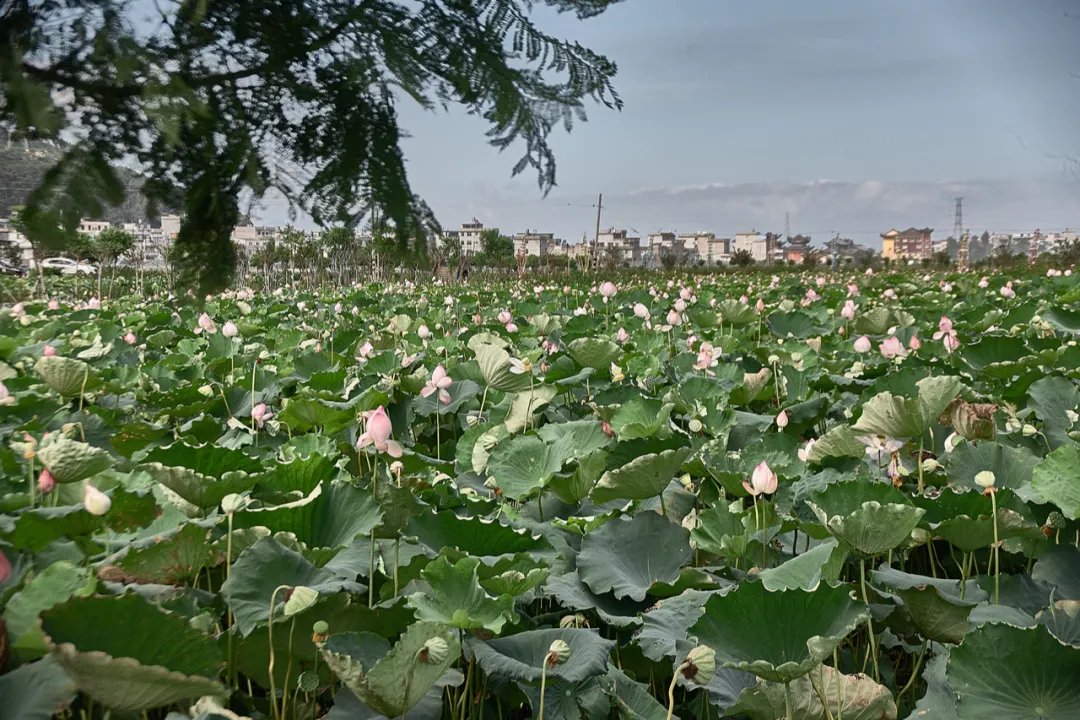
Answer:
[[1000, 283, 1015, 299], [797, 439, 816, 462], [847, 283, 860, 297], [679, 286, 693, 301], [123, 332, 137, 345], [617, 327, 629, 344], [742, 461, 778, 496], [0, 381, 12, 406], [755, 298, 765, 313], [943, 334, 960, 353], [421, 365, 453, 404], [908, 335, 922, 351], [805, 288, 820, 303], [83, 484, 111, 516], [853, 335, 872, 353], [840, 300, 856, 321], [334, 302, 343, 314], [505, 322, 518, 333], [816, 276, 826, 288], [497, 310, 513, 325], [357, 406, 403, 458], [37, 469, 55, 494], [666, 309, 682, 326], [87, 297, 101, 310], [739, 294, 748, 304], [879, 336, 907, 359], [42, 345, 56, 357], [251, 402, 272, 428], [694, 342, 719, 371], [10, 302, 25, 317], [776, 410, 789, 429], [932, 316, 954, 340], [472, 313, 483, 325], [883, 288, 897, 300], [357, 341, 374, 360], [222, 321, 239, 338], [978, 277, 989, 289], [196, 313, 216, 334], [0, 548, 10, 584], [633, 303, 650, 319], [47, 299, 59, 310], [599, 281, 617, 299], [417, 324, 431, 340]]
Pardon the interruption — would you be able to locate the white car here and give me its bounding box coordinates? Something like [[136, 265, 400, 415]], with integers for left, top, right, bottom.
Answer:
[[40, 257, 96, 275]]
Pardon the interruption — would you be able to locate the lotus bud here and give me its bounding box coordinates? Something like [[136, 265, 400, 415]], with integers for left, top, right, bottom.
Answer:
[[546, 639, 571, 667], [560, 613, 588, 628], [1021, 424, 1038, 437], [37, 469, 56, 494], [776, 410, 789, 429], [83, 484, 112, 516], [682, 645, 716, 685], [221, 493, 247, 514], [920, 458, 941, 473], [419, 636, 450, 664], [974, 470, 997, 489]]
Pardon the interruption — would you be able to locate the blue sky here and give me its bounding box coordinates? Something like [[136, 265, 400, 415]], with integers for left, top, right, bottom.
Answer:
[[261, 1, 1080, 246]]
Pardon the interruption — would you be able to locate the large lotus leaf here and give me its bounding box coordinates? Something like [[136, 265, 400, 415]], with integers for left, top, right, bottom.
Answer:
[[807, 481, 925, 556], [872, 567, 980, 644], [947, 441, 1040, 500], [536, 420, 611, 461], [907, 648, 958, 720], [691, 501, 761, 560], [277, 397, 355, 433], [141, 441, 263, 477], [234, 482, 382, 550], [253, 453, 338, 500], [143, 463, 258, 510], [0, 656, 77, 720], [407, 510, 552, 561], [474, 342, 531, 392], [567, 337, 620, 371], [1027, 376, 1080, 450], [636, 589, 715, 661], [320, 622, 461, 719], [502, 385, 558, 433], [768, 310, 819, 339], [468, 628, 614, 684], [1032, 546, 1080, 600], [759, 539, 847, 592], [947, 624, 1080, 720], [959, 335, 1029, 369], [220, 536, 364, 635], [1031, 444, 1080, 520], [324, 683, 456, 720], [729, 664, 897, 720], [485, 434, 566, 500], [600, 667, 671, 720], [577, 512, 691, 601], [852, 375, 962, 439], [34, 356, 101, 396], [40, 594, 224, 712], [929, 490, 1037, 552], [474, 553, 551, 597], [715, 298, 757, 325], [689, 582, 869, 683], [406, 555, 516, 633], [852, 305, 892, 335], [543, 571, 650, 628], [1043, 596, 1080, 649], [36, 438, 113, 484], [5, 488, 158, 551], [807, 425, 872, 464], [3, 561, 96, 660], [591, 447, 691, 503], [609, 397, 673, 440], [108, 522, 214, 585]]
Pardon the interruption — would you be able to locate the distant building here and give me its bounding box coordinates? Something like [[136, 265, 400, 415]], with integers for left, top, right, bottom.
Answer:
[[596, 228, 641, 264], [77, 219, 110, 237], [513, 230, 554, 258], [441, 218, 493, 257], [783, 234, 813, 264], [0, 217, 33, 266], [881, 227, 933, 261], [733, 231, 775, 262], [678, 232, 729, 265]]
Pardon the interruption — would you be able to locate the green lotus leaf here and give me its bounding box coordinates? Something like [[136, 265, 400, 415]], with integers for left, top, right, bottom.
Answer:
[[536, 420, 612, 461], [36, 438, 113, 484], [406, 555, 516, 633], [636, 588, 716, 661], [5, 488, 158, 551], [947, 441, 1040, 500], [109, 522, 214, 585], [729, 664, 897, 720], [140, 441, 263, 478], [577, 512, 691, 601], [0, 656, 77, 720], [1032, 546, 1080, 600], [567, 337, 620, 371], [407, 510, 552, 562], [852, 305, 892, 335], [1043, 596, 1080, 649], [34, 356, 100, 396], [715, 298, 757, 325], [591, 447, 691, 503], [234, 481, 382, 551], [691, 501, 761, 560], [220, 536, 364, 635], [689, 582, 869, 683], [806, 424, 868, 464], [2, 561, 96, 661], [485, 434, 566, 500], [543, 571, 650, 628], [320, 622, 461, 719], [807, 481, 925, 556], [252, 453, 338, 501], [467, 628, 614, 684], [609, 397, 673, 440], [872, 566, 979, 644], [474, 341, 531, 392], [277, 397, 355, 433], [929, 491, 1037, 552], [947, 624, 1080, 720], [852, 375, 962, 439], [1027, 376, 1080, 450], [501, 384, 558, 433], [1031, 444, 1080, 520], [759, 539, 847, 592], [143, 463, 258, 510], [40, 594, 224, 712], [768, 310, 820, 339]]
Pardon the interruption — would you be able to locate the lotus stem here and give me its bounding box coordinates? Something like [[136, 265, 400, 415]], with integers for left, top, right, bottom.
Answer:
[[435, 412, 441, 460], [665, 661, 690, 720], [282, 616, 297, 719], [267, 584, 291, 720], [226, 510, 236, 686], [538, 662, 549, 720], [368, 528, 377, 608], [858, 558, 880, 682], [895, 639, 928, 713], [784, 681, 794, 720], [990, 489, 1001, 604]]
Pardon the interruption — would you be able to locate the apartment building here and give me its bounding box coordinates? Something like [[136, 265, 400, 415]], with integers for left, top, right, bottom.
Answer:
[[881, 227, 933, 261]]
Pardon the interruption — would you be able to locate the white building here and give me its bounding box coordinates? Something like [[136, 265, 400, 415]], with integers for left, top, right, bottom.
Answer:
[[77, 219, 110, 237], [513, 230, 554, 257], [596, 228, 641, 264], [0, 218, 34, 266], [679, 232, 730, 265], [733, 231, 770, 262], [441, 218, 494, 257]]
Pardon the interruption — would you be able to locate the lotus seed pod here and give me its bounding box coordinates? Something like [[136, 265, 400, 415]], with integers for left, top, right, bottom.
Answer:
[[546, 639, 571, 666], [420, 636, 450, 664], [221, 493, 247, 514], [911, 528, 931, 545], [312, 620, 329, 635], [688, 418, 703, 433], [974, 470, 997, 489], [1047, 511, 1066, 530], [559, 613, 587, 629], [683, 645, 716, 685]]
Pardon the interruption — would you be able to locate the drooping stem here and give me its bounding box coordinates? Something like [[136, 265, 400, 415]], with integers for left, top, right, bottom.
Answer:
[[665, 662, 690, 720], [267, 584, 291, 720], [859, 558, 880, 682], [538, 662, 550, 720]]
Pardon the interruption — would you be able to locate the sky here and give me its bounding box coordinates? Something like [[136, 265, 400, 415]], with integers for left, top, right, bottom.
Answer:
[[257, 0, 1080, 247]]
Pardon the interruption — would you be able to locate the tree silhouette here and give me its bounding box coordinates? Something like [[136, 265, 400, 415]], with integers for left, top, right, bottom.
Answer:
[[1, 0, 623, 293]]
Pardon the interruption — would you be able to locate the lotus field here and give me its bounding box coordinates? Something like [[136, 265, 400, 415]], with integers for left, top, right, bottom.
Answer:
[[2, 267, 1080, 720]]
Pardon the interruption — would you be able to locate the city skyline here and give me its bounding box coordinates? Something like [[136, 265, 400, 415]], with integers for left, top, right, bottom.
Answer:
[[246, 1, 1080, 247]]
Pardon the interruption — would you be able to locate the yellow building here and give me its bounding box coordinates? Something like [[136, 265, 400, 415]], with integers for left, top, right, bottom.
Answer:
[[880, 229, 897, 260]]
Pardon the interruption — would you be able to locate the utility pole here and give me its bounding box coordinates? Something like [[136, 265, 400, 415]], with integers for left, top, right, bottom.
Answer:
[[954, 197, 967, 269], [591, 193, 603, 271], [785, 212, 791, 240]]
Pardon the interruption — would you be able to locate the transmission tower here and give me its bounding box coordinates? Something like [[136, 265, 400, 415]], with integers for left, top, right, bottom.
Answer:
[[954, 197, 969, 269]]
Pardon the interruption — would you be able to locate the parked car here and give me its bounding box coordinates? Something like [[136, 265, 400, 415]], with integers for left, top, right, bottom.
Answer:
[[40, 257, 96, 275], [0, 260, 27, 277]]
